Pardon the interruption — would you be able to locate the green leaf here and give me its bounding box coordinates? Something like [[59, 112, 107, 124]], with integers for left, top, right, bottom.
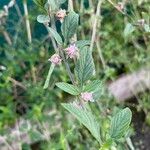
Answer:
[[75, 40, 91, 49], [84, 80, 103, 101], [61, 11, 79, 42], [37, 15, 50, 23], [43, 63, 55, 89], [124, 23, 135, 37], [84, 80, 102, 92], [99, 139, 113, 150], [56, 82, 80, 95], [110, 108, 132, 139], [47, 27, 63, 45], [62, 102, 101, 142], [144, 24, 150, 33], [75, 46, 95, 85]]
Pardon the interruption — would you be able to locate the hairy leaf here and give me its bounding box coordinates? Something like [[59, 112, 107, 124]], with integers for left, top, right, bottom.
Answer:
[[75, 46, 95, 85], [110, 108, 132, 139], [61, 11, 79, 42], [75, 40, 91, 49], [84, 80, 102, 92], [62, 102, 101, 142], [37, 15, 50, 23], [47, 27, 63, 45], [56, 82, 80, 95]]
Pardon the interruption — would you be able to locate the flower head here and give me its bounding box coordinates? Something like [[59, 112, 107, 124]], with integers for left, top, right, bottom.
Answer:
[[56, 9, 66, 22], [48, 54, 62, 65], [81, 92, 94, 102], [65, 44, 79, 59]]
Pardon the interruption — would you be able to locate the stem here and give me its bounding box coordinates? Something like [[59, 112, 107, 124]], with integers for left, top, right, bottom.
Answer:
[[43, 63, 55, 89], [49, 12, 75, 85], [23, 0, 32, 43], [126, 137, 135, 150], [59, 49, 75, 84], [2, 30, 12, 45], [90, 0, 102, 52], [96, 38, 106, 69]]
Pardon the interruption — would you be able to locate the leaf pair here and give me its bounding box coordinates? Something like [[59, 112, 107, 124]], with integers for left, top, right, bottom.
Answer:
[[62, 102, 101, 143], [62, 103, 132, 147]]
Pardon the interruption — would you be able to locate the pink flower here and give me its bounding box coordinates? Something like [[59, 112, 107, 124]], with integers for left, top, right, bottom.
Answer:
[[56, 9, 66, 22], [48, 54, 62, 65], [116, 2, 124, 11], [81, 92, 94, 102], [65, 44, 79, 59]]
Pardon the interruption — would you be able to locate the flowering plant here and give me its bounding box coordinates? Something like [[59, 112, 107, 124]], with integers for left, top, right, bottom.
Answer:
[[35, 0, 132, 149]]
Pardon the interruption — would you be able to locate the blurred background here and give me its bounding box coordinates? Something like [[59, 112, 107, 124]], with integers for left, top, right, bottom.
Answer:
[[0, 0, 150, 149]]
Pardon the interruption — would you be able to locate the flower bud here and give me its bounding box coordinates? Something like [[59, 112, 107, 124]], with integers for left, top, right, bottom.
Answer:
[[48, 54, 62, 65], [65, 44, 79, 59], [81, 92, 94, 102]]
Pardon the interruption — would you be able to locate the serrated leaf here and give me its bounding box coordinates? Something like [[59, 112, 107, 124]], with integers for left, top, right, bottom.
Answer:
[[47, 27, 63, 45], [75, 40, 91, 49], [110, 108, 132, 139], [84, 80, 102, 92], [124, 23, 135, 37], [61, 11, 79, 42], [75, 46, 95, 85], [37, 15, 50, 23], [62, 102, 101, 142], [56, 82, 80, 95]]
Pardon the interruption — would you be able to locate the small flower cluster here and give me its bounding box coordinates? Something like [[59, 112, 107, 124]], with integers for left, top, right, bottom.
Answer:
[[56, 9, 67, 22], [65, 44, 79, 59], [48, 54, 62, 65], [81, 92, 94, 102]]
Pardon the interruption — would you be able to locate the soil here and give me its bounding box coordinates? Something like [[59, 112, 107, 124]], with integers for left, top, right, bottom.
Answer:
[[131, 109, 150, 150]]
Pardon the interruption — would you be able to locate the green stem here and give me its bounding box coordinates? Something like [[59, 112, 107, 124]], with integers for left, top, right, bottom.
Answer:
[[43, 63, 55, 89]]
